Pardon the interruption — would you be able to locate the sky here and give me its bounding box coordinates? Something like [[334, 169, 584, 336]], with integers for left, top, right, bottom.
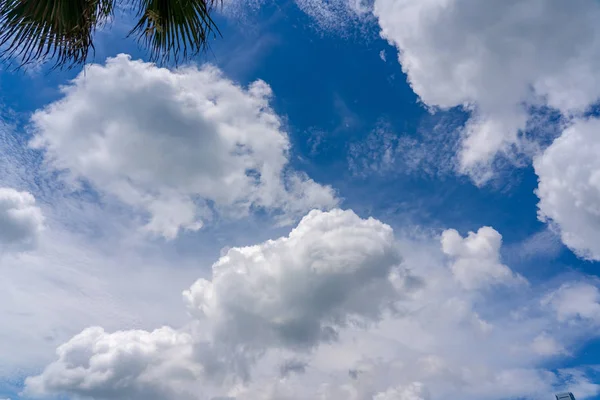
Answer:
[[1, 0, 600, 399]]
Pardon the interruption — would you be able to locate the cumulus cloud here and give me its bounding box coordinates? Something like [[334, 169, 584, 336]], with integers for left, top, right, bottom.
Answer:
[[25, 209, 405, 399], [30, 54, 337, 239], [24, 210, 600, 400], [183, 209, 401, 350], [0, 187, 44, 249], [0, 223, 206, 376], [441, 226, 526, 290], [535, 118, 600, 260], [373, 0, 600, 182], [0, 113, 222, 376], [542, 282, 600, 324], [24, 327, 200, 400]]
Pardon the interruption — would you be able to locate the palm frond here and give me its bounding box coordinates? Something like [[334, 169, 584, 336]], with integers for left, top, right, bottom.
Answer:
[[0, 0, 114, 68], [129, 0, 221, 65]]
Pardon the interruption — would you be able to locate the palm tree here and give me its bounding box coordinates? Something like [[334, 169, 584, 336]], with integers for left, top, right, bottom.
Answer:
[[0, 0, 221, 68]]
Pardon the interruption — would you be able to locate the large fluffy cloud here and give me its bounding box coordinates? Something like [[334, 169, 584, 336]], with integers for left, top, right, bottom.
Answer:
[[30, 54, 337, 239], [183, 208, 401, 350], [0, 117, 215, 376], [0, 187, 44, 249], [24, 210, 600, 400], [24, 327, 200, 400], [25, 209, 405, 399], [373, 0, 600, 182], [535, 118, 600, 260]]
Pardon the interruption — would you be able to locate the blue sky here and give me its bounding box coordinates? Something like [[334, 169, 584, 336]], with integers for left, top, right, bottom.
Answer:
[[1, 1, 600, 400]]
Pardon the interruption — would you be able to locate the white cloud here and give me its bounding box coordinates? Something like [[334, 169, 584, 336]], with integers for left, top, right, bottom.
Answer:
[[558, 369, 600, 400], [347, 117, 461, 180], [535, 118, 600, 260], [347, 126, 399, 177], [441, 226, 526, 290], [293, 0, 373, 32], [373, 0, 600, 182], [0, 113, 215, 377], [222, 0, 374, 35], [542, 282, 600, 324], [30, 54, 337, 239], [373, 383, 429, 400], [531, 333, 566, 357], [0, 226, 203, 377], [0, 187, 44, 250], [24, 326, 200, 400], [24, 211, 600, 400], [25, 208, 405, 399], [183, 208, 401, 350], [504, 228, 563, 263]]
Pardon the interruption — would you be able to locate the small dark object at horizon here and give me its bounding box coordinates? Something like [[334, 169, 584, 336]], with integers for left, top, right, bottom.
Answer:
[[556, 392, 576, 400]]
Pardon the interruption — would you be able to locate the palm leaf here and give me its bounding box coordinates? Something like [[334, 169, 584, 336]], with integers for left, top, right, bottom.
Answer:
[[128, 0, 221, 65], [0, 0, 221, 69], [0, 0, 114, 68]]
